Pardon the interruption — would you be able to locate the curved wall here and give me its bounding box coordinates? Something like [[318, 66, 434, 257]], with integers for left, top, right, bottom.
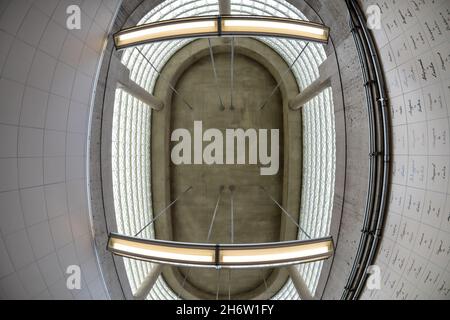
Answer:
[[360, 0, 450, 300], [0, 0, 120, 299]]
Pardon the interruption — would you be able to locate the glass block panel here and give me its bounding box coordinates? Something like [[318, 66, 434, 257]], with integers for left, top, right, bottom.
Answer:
[[297, 87, 336, 296]]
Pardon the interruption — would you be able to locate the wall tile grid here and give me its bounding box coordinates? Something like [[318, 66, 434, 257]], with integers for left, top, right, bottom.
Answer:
[[360, 0, 450, 300], [0, 0, 120, 299]]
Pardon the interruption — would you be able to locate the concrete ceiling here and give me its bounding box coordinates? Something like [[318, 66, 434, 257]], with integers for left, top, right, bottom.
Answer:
[[150, 38, 302, 299], [169, 52, 284, 298]]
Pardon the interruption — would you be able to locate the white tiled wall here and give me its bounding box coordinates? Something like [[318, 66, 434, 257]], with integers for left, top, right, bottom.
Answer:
[[0, 0, 120, 299], [360, 0, 450, 300]]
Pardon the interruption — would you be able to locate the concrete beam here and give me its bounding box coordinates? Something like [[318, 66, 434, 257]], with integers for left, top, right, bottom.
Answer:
[[288, 76, 331, 110], [111, 55, 164, 111], [133, 264, 164, 300], [219, 0, 231, 15], [288, 266, 314, 300], [288, 52, 340, 110]]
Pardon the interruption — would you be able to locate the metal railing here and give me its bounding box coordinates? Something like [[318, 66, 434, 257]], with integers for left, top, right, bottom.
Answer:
[[342, 0, 391, 300]]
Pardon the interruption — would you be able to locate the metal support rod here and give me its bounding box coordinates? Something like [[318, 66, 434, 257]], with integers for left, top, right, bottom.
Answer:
[[229, 186, 235, 243], [216, 270, 221, 300], [208, 39, 225, 111], [259, 270, 269, 291], [135, 47, 193, 110], [226, 186, 234, 300], [177, 268, 193, 299], [260, 42, 310, 110], [230, 37, 235, 110], [257, 269, 270, 299], [207, 187, 224, 242], [178, 186, 223, 299], [227, 270, 231, 300], [135, 186, 193, 237], [260, 186, 311, 239]]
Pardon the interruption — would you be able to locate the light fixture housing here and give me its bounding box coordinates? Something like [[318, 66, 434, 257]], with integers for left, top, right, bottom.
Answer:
[[108, 233, 334, 269], [220, 16, 329, 43], [108, 233, 216, 267], [114, 15, 330, 50], [114, 16, 219, 50], [219, 238, 334, 268]]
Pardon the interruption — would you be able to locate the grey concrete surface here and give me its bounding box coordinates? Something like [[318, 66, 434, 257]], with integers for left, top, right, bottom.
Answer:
[[292, 0, 370, 300], [170, 52, 284, 297], [151, 37, 302, 299]]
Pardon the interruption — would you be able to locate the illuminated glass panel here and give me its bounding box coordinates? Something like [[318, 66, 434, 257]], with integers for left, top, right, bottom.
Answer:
[[297, 87, 336, 296], [112, 88, 156, 296]]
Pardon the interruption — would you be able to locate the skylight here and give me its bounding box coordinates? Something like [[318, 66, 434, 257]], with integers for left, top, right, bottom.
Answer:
[[113, 0, 334, 300]]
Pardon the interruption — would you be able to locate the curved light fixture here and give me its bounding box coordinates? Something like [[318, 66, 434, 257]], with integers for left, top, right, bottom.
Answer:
[[114, 16, 219, 50], [114, 15, 330, 50], [220, 16, 329, 43], [108, 233, 334, 269]]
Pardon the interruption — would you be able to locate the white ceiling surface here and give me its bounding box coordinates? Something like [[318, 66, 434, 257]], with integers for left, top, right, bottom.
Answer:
[[0, 0, 120, 299], [359, 0, 450, 300]]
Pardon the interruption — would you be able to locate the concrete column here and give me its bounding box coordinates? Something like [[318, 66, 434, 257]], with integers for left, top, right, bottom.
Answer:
[[133, 264, 164, 300], [219, 0, 231, 44], [288, 76, 331, 110], [219, 0, 231, 15], [288, 53, 339, 110], [111, 55, 164, 111], [288, 266, 314, 300]]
